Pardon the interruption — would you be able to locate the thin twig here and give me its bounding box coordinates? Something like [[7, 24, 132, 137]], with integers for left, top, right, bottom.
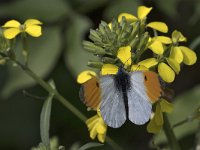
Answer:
[[163, 113, 181, 150]]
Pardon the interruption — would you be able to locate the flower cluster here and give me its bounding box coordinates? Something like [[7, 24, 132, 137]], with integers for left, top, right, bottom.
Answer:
[[78, 5, 197, 142]]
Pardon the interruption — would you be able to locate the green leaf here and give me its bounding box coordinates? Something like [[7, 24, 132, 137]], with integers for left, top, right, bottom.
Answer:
[[64, 14, 96, 76], [78, 142, 103, 150], [154, 85, 200, 144], [0, 0, 70, 22], [103, 0, 141, 20], [1, 27, 61, 98], [40, 92, 54, 149]]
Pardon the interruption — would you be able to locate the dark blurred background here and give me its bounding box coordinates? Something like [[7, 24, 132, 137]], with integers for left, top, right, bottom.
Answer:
[[0, 0, 200, 149]]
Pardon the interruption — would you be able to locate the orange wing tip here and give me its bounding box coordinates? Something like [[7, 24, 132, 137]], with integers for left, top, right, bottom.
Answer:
[[79, 77, 101, 110], [143, 71, 162, 103], [77, 70, 96, 84]]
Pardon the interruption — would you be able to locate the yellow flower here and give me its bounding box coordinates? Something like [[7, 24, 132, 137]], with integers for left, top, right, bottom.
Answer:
[[149, 31, 197, 66], [2, 19, 42, 39], [118, 6, 168, 33], [101, 46, 132, 75], [86, 110, 107, 143], [77, 70, 97, 84], [148, 36, 172, 55], [137, 58, 178, 83], [117, 46, 132, 67], [169, 30, 197, 65], [101, 47, 155, 75], [147, 99, 173, 133]]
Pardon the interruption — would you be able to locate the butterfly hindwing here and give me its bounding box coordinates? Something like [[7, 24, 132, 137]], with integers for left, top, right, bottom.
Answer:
[[99, 75, 126, 128], [127, 71, 152, 125]]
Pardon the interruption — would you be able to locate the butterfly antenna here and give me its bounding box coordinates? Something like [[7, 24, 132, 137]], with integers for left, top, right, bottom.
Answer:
[[122, 56, 132, 69]]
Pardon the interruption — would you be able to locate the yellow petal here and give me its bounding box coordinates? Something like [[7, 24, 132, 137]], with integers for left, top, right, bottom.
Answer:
[[96, 123, 106, 134], [101, 64, 118, 75], [155, 103, 163, 126], [77, 70, 96, 84], [153, 36, 172, 44], [3, 28, 21, 39], [158, 63, 175, 83], [2, 20, 21, 28], [86, 115, 99, 129], [108, 23, 112, 29], [147, 117, 162, 133], [166, 58, 180, 74], [169, 46, 183, 64], [24, 19, 42, 27], [138, 58, 158, 68], [131, 64, 148, 71], [137, 6, 152, 19], [160, 99, 173, 113], [89, 125, 98, 139], [97, 134, 106, 143], [118, 13, 137, 23], [117, 46, 132, 66], [148, 40, 164, 55], [172, 30, 187, 43], [25, 25, 42, 37], [179, 46, 197, 65], [147, 22, 168, 33]]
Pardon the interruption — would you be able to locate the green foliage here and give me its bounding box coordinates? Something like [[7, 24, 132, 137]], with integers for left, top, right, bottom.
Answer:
[[0, 0, 199, 150], [40, 90, 53, 149], [64, 14, 94, 76], [0, 0, 70, 22], [78, 142, 103, 150], [1, 27, 61, 97], [155, 85, 200, 145]]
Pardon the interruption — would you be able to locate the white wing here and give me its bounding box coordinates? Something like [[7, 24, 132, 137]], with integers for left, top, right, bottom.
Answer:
[[99, 75, 126, 128], [127, 71, 152, 125]]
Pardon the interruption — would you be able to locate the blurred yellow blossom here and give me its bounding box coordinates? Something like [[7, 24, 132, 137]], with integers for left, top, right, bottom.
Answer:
[[86, 109, 107, 143], [147, 99, 173, 133], [2, 19, 42, 39]]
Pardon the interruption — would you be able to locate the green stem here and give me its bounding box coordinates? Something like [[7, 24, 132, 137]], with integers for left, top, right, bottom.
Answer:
[[173, 118, 188, 128], [10, 58, 123, 150], [163, 113, 181, 150], [22, 34, 29, 66], [13, 59, 87, 121]]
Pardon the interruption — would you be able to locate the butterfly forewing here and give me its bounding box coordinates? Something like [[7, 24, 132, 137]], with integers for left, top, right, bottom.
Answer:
[[79, 77, 101, 109], [99, 75, 126, 128], [127, 71, 152, 125]]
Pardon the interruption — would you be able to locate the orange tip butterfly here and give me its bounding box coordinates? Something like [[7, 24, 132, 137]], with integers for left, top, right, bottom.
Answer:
[[79, 68, 162, 128]]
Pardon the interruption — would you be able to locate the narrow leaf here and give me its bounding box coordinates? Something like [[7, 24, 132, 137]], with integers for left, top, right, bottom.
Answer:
[[78, 142, 103, 150], [40, 93, 54, 149]]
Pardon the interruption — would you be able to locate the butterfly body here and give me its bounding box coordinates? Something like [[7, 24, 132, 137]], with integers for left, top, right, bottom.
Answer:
[[114, 68, 130, 117]]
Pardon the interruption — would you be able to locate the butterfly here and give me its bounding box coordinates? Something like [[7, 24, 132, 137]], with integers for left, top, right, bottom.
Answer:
[[79, 67, 162, 128]]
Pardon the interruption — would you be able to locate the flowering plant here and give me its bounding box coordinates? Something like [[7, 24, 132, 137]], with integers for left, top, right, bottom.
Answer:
[[0, 4, 199, 150], [77, 6, 197, 148]]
